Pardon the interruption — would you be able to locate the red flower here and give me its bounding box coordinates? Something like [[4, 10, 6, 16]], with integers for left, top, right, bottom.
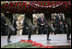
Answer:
[[33, 41, 36, 45], [39, 44, 45, 48], [15, 4, 17, 7], [26, 40, 34, 43], [45, 46, 54, 48], [42, 1, 44, 3], [9, 2, 13, 5], [9, 6, 12, 8], [38, 1, 41, 4], [16, 2, 18, 5], [33, 43, 41, 47], [21, 7, 23, 9], [18, 5, 21, 7], [47, 1, 49, 4], [20, 1, 22, 5], [21, 39, 26, 42], [14, 2, 16, 4], [22, 2, 24, 5], [35, 1, 37, 3], [69, 1, 71, 3], [32, 1, 34, 3], [45, 1, 46, 3], [25, 5, 27, 8]]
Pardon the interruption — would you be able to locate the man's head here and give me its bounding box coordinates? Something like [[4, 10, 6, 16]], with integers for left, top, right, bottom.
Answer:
[[54, 13, 57, 15], [40, 13, 44, 18], [20, 15, 24, 20], [60, 13, 65, 20], [17, 17, 21, 21], [17, 15, 24, 21]]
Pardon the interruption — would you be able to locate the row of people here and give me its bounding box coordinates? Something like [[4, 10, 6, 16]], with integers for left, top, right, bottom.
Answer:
[[51, 13, 71, 40], [1, 13, 71, 43]]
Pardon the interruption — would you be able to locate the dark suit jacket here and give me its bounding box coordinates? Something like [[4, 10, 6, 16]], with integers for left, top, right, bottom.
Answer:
[[22, 19, 29, 34], [1, 16, 6, 26], [55, 15, 60, 27], [55, 15, 60, 23], [1, 16, 6, 30], [60, 15, 65, 24], [37, 18, 46, 27]]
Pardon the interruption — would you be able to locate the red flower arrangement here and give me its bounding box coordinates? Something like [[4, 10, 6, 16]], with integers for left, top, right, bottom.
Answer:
[[21, 39, 55, 48], [1, 1, 71, 14]]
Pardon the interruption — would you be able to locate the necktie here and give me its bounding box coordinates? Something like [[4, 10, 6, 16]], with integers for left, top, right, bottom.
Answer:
[[41, 18, 43, 24]]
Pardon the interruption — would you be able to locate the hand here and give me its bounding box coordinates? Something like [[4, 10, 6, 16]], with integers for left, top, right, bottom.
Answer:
[[41, 24, 44, 25], [26, 27, 28, 29], [5, 23, 7, 25], [41, 23, 45, 25]]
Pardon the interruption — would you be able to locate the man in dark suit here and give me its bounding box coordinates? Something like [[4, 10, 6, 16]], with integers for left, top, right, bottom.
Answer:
[[22, 19, 29, 35], [65, 23, 71, 40], [54, 14, 60, 34], [37, 14, 51, 40], [65, 18, 71, 40], [60, 14, 65, 34], [37, 14, 47, 34]]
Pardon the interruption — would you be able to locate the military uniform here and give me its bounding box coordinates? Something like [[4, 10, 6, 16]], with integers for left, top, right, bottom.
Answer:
[[4, 13, 15, 43]]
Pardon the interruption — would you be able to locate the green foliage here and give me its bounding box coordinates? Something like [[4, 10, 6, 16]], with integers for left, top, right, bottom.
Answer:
[[2, 42, 38, 48]]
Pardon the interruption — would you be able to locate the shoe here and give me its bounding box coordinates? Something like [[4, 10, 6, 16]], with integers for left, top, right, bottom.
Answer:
[[7, 39, 11, 43], [67, 38, 71, 40], [47, 38, 51, 41], [8, 40, 11, 43], [54, 33, 56, 35]]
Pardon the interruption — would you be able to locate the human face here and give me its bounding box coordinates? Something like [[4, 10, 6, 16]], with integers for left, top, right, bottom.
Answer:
[[40, 14, 44, 18]]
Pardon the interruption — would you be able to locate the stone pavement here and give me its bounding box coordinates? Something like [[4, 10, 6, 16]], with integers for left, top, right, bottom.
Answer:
[[1, 34, 71, 48]]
